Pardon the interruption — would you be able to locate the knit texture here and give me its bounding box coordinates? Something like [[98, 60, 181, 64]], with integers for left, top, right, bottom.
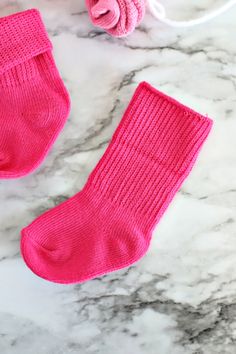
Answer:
[[85, 0, 145, 37], [21, 82, 213, 284], [0, 9, 70, 178]]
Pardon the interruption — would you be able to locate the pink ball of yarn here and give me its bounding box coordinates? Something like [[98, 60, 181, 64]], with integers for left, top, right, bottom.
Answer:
[[86, 0, 145, 37]]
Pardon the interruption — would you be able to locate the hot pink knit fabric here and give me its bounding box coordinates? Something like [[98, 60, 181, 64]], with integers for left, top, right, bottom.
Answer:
[[21, 82, 213, 284], [0, 9, 70, 178], [86, 0, 145, 37]]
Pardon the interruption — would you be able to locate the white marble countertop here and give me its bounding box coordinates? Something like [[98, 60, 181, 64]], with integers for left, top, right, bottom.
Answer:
[[0, 0, 236, 353]]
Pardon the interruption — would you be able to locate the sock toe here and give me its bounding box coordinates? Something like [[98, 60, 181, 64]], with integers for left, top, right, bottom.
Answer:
[[20, 227, 72, 283]]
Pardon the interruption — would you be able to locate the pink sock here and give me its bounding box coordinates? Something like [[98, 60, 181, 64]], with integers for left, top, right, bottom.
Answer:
[[0, 9, 70, 178], [21, 82, 213, 284], [85, 0, 145, 37]]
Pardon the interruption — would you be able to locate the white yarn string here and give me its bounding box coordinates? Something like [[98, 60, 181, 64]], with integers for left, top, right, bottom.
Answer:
[[147, 0, 236, 28]]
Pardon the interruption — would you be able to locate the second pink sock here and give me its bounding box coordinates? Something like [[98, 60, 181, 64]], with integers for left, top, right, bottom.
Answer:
[[21, 82, 213, 284]]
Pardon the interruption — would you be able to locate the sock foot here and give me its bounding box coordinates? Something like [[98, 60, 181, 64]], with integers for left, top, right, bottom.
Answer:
[[21, 188, 149, 283]]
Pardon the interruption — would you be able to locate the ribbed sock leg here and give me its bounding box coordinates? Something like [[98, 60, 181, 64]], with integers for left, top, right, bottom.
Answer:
[[0, 9, 70, 178], [21, 82, 213, 283]]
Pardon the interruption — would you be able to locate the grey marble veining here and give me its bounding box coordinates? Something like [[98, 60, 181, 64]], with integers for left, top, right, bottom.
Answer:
[[0, 0, 236, 353]]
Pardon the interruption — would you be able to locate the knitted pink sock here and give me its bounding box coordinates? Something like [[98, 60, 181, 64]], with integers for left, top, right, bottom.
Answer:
[[85, 0, 145, 37], [0, 9, 70, 178], [21, 82, 213, 284]]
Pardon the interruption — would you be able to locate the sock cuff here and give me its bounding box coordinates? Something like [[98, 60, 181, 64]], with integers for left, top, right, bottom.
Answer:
[[136, 82, 212, 123], [113, 82, 213, 174], [0, 9, 52, 75]]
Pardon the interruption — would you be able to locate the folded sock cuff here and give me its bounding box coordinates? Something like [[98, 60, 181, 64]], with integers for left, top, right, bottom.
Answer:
[[0, 9, 52, 75]]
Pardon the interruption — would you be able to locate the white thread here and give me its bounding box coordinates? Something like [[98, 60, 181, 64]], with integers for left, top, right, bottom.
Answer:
[[147, 0, 236, 27]]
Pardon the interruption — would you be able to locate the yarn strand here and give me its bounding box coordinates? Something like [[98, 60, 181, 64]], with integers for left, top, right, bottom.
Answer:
[[148, 0, 236, 28]]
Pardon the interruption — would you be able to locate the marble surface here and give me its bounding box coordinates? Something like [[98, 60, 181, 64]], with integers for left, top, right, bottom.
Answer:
[[1, 0, 236, 353]]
